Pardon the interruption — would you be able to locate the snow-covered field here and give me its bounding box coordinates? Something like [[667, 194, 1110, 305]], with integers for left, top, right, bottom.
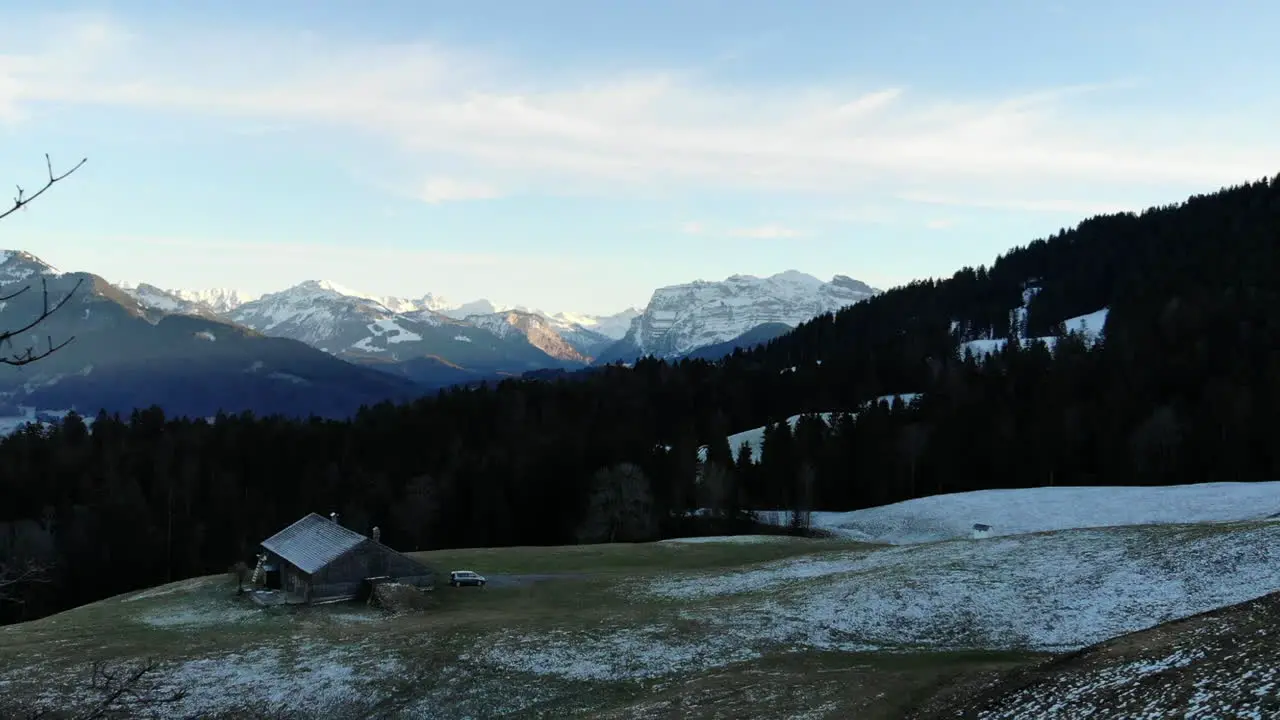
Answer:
[[753, 481, 1280, 544]]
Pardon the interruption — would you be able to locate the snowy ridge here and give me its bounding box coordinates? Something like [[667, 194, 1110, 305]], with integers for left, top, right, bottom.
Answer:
[[118, 283, 195, 314], [228, 281, 397, 342], [0, 251, 60, 286], [168, 287, 255, 314], [464, 310, 600, 362], [615, 270, 878, 358], [548, 308, 639, 341]]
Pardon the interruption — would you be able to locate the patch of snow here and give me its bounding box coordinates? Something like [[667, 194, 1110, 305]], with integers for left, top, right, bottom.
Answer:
[[647, 520, 1280, 653], [453, 335, 473, 343], [471, 625, 760, 681], [698, 411, 838, 464], [1063, 307, 1109, 341], [162, 641, 403, 717], [351, 336, 387, 352], [370, 318, 422, 344], [194, 330, 216, 341], [266, 371, 309, 385], [659, 535, 796, 545], [976, 628, 1277, 718], [752, 481, 1280, 545]]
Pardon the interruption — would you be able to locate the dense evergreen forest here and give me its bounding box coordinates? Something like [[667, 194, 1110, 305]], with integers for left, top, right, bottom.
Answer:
[[3, 175, 1280, 624]]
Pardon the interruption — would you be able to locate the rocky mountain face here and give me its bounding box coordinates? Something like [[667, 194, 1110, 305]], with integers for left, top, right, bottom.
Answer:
[[465, 310, 613, 364], [597, 270, 879, 362], [0, 254, 419, 420], [117, 283, 253, 316], [169, 287, 252, 314]]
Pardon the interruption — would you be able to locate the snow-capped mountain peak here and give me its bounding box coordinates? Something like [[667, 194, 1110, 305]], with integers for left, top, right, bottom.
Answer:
[[608, 270, 879, 359], [289, 279, 378, 303], [0, 250, 60, 285], [116, 282, 256, 315], [546, 307, 640, 341], [375, 293, 517, 320], [168, 288, 255, 314], [227, 280, 396, 340]]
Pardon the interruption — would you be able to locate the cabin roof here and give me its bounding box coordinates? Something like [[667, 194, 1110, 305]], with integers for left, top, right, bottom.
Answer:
[[261, 513, 368, 574]]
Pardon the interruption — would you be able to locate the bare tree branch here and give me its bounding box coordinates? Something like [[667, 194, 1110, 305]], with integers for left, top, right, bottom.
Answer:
[[0, 155, 88, 222], [0, 275, 84, 366], [0, 558, 53, 603], [76, 659, 188, 720], [0, 155, 89, 366]]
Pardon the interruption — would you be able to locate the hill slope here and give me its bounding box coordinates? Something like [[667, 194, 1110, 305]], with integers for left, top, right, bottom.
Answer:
[[2, 484, 1279, 718], [921, 590, 1280, 719], [681, 321, 794, 361]]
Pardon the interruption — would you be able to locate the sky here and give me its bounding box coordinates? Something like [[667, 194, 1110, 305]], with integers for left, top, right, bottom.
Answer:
[[1, 1, 1279, 316]]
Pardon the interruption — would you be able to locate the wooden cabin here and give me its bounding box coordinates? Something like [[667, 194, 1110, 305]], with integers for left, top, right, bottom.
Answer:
[[256, 513, 434, 604]]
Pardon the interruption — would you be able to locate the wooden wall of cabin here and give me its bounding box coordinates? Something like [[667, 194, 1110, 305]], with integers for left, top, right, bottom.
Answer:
[[309, 540, 435, 600]]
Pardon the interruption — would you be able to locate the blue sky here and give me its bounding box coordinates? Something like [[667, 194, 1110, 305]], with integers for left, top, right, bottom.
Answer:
[[2, 1, 1278, 315]]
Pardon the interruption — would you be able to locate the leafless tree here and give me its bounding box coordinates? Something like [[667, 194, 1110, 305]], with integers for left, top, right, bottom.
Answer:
[[6, 658, 187, 719], [0, 154, 88, 366], [576, 463, 657, 543], [789, 462, 815, 534]]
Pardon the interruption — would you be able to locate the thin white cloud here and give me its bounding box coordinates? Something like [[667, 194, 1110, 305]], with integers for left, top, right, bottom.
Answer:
[[901, 192, 1139, 216], [924, 218, 957, 230], [727, 225, 802, 239], [680, 221, 705, 235], [32, 233, 595, 303], [3, 14, 1278, 212], [419, 177, 501, 204]]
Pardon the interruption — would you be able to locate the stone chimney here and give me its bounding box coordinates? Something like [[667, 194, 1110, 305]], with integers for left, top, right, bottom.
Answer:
[[372, 526, 381, 543]]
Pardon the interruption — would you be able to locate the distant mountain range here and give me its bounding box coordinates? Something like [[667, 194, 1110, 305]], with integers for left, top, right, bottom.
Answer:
[[0, 252, 879, 422], [0, 254, 419, 420]]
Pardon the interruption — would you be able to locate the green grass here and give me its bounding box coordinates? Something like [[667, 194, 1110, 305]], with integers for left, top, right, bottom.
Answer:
[[15, 522, 1268, 719], [0, 536, 1014, 718], [410, 535, 853, 575]]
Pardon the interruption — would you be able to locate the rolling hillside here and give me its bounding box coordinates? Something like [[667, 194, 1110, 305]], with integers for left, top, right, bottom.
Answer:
[[2, 483, 1278, 718]]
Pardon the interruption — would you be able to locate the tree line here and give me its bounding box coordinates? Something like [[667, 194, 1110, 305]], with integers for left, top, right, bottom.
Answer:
[[3, 173, 1280, 624]]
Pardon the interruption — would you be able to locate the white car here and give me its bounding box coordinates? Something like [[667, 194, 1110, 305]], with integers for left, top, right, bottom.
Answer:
[[449, 570, 486, 587]]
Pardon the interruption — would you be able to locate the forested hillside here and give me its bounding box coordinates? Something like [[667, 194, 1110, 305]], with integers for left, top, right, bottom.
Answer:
[[3, 175, 1280, 624]]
